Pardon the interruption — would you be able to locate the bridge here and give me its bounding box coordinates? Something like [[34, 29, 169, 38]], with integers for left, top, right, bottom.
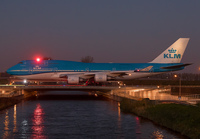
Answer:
[[0, 84, 165, 97], [0, 85, 118, 92], [0, 85, 200, 104]]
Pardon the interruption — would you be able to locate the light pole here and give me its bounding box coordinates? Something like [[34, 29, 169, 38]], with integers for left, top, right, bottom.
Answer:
[[124, 84, 126, 97], [174, 74, 181, 100]]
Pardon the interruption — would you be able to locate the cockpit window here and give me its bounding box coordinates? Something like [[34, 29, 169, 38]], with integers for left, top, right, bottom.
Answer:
[[18, 62, 23, 64]]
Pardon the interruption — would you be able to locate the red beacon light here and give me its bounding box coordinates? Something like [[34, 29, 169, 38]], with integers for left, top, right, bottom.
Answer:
[[36, 58, 41, 62]]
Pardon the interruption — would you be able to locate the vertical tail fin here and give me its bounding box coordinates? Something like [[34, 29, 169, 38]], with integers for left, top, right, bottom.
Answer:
[[150, 38, 190, 63]]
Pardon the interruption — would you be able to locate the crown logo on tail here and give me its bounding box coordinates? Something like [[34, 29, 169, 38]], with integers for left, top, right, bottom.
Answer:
[[168, 48, 176, 53], [164, 48, 181, 59]]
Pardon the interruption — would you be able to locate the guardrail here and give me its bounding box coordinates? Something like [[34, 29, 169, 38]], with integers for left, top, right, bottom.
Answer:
[[185, 94, 200, 99]]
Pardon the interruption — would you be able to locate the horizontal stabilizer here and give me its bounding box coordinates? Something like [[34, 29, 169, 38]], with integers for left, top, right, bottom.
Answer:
[[160, 63, 192, 69]]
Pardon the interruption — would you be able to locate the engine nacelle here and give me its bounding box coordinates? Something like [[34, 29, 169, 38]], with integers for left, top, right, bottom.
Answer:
[[67, 75, 79, 84], [94, 74, 107, 82]]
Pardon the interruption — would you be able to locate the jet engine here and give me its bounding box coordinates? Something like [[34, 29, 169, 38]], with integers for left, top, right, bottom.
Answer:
[[67, 75, 79, 84], [94, 74, 107, 82]]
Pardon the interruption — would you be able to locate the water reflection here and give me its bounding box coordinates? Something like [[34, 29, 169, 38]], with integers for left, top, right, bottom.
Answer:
[[3, 110, 9, 139], [118, 102, 121, 121], [0, 93, 186, 138], [135, 117, 141, 134], [2, 105, 18, 139], [151, 130, 164, 139], [117, 102, 121, 132], [13, 104, 17, 133], [21, 120, 28, 138], [31, 103, 46, 139]]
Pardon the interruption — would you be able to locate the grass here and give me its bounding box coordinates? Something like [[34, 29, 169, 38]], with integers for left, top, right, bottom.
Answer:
[[120, 98, 200, 139]]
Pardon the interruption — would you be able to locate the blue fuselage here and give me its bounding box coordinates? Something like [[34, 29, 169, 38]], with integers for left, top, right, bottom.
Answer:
[[7, 60, 184, 76]]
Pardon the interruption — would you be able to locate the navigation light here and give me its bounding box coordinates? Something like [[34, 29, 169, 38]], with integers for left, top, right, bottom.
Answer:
[[36, 58, 41, 62]]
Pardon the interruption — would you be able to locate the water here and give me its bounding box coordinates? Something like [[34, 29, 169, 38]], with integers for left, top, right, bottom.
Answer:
[[0, 91, 186, 139]]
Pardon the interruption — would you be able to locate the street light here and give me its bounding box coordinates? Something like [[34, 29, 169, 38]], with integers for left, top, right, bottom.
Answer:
[[174, 74, 181, 100], [124, 84, 126, 97]]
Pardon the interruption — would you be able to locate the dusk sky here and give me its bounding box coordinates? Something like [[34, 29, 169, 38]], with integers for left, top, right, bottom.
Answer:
[[0, 1, 200, 73]]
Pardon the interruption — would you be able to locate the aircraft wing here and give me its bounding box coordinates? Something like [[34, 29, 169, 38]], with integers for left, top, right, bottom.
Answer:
[[59, 71, 133, 79], [108, 71, 131, 77], [160, 63, 192, 69], [59, 66, 154, 79], [81, 71, 131, 78], [59, 73, 95, 79]]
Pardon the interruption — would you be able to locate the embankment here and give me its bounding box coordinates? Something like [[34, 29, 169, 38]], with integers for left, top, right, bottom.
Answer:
[[0, 96, 23, 111], [120, 98, 200, 139], [0, 91, 37, 111]]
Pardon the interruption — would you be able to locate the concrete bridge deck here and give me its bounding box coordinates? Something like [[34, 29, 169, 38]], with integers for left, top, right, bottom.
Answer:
[[0, 85, 160, 91], [1, 84, 199, 91], [0, 85, 121, 92], [0, 85, 200, 104]]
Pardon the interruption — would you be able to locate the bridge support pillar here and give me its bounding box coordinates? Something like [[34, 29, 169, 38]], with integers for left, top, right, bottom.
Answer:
[[22, 89, 25, 95], [110, 90, 113, 95]]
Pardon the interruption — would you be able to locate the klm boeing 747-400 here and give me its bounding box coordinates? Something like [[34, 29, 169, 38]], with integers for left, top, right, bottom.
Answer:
[[7, 38, 191, 84]]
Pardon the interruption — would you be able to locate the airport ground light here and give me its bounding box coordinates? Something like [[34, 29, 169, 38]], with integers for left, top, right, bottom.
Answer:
[[174, 74, 181, 100]]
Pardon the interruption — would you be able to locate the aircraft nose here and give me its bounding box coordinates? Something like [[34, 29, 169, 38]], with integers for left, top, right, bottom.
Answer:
[[7, 68, 12, 75], [7, 67, 15, 75]]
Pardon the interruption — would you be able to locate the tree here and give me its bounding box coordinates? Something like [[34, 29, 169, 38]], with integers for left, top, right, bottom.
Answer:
[[43, 57, 53, 60], [81, 56, 94, 63]]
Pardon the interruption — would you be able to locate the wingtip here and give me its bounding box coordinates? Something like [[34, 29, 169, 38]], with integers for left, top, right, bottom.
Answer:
[[179, 38, 190, 40]]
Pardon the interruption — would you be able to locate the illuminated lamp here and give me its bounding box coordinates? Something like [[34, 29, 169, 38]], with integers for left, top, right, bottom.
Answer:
[[23, 79, 27, 84], [36, 58, 41, 62]]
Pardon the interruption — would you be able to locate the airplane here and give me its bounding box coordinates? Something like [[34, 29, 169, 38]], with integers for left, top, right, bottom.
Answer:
[[7, 38, 191, 84]]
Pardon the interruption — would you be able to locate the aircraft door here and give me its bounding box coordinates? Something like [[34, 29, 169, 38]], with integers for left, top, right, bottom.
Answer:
[[112, 68, 116, 71], [54, 67, 58, 72], [29, 67, 33, 74], [85, 68, 89, 72], [44, 61, 48, 66]]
